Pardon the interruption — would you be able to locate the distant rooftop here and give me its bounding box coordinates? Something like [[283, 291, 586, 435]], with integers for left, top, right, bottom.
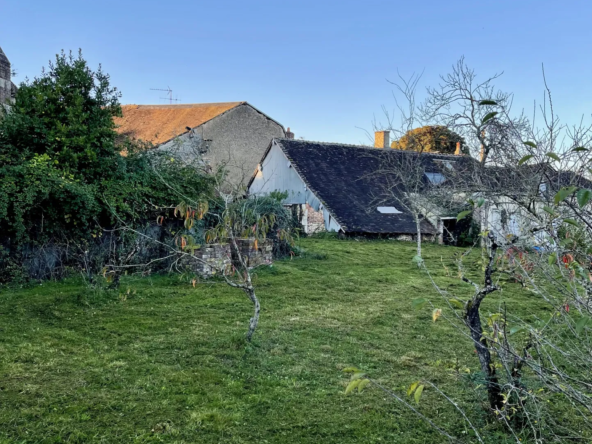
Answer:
[[114, 102, 244, 145]]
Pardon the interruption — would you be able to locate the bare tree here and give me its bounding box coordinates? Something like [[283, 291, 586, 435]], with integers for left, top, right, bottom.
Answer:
[[420, 57, 530, 165], [347, 61, 592, 443], [370, 72, 441, 258], [415, 71, 592, 440], [103, 145, 293, 341]]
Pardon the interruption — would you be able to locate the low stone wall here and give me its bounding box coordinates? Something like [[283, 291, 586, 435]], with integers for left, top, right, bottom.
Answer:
[[233, 238, 273, 268], [395, 234, 436, 242], [182, 238, 273, 277]]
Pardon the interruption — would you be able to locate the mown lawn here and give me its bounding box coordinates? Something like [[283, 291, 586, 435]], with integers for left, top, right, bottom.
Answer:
[[0, 238, 550, 443]]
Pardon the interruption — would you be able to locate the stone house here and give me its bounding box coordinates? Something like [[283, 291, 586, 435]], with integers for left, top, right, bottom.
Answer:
[[248, 133, 592, 245], [114, 102, 286, 186], [247, 134, 476, 239], [249, 133, 561, 243], [0, 46, 17, 106]]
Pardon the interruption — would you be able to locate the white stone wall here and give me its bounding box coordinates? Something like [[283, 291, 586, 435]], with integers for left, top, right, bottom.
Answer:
[[249, 141, 342, 233]]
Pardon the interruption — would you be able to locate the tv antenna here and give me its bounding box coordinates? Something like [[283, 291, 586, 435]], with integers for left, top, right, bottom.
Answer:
[[150, 86, 180, 104]]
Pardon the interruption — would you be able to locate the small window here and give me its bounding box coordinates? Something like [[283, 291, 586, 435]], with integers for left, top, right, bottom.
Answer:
[[377, 206, 402, 214], [425, 172, 446, 185]]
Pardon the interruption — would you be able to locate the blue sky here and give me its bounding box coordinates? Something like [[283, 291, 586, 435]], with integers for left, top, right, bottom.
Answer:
[[1, 0, 591, 144]]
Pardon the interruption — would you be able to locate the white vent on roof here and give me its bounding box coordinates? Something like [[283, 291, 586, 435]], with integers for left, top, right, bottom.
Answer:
[[377, 206, 402, 214]]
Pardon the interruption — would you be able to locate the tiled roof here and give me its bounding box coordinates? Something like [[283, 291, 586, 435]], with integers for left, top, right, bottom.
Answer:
[[114, 102, 244, 145], [477, 162, 592, 192], [268, 139, 476, 235]]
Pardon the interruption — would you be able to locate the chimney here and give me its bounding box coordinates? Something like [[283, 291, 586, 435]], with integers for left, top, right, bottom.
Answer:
[[455, 141, 462, 155], [374, 130, 390, 148], [286, 127, 294, 139]]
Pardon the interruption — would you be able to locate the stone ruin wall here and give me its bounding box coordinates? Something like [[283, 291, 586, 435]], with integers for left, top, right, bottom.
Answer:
[[181, 238, 273, 278]]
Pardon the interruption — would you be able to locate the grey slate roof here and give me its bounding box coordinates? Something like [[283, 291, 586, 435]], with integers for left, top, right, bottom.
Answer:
[[269, 139, 475, 235]]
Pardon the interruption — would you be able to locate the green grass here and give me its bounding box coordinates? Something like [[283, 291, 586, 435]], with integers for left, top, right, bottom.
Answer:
[[0, 238, 549, 443]]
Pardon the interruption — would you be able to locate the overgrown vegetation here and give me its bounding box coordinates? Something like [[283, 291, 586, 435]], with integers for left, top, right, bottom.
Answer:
[[0, 51, 217, 282], [0, 51, 294, 288]]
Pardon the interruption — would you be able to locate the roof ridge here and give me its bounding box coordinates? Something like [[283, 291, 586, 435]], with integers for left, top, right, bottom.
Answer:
[[275, 138, 470, 158], [121, 102, 244, 109]]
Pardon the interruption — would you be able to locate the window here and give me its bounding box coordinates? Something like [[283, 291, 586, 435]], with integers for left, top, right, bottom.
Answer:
[[425, 172, 446, 185], [377, 206, 402, 214]]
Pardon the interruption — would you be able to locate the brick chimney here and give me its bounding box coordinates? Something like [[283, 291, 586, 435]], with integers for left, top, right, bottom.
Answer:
[[286, 127, 294, 139], [455, 141, 462, 155], [374, 130, 390, 148]]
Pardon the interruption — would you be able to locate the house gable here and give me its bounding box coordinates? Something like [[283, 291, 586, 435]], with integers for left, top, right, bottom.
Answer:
[[0, 46, 14, 105], [115, 102, 286, 186], [249, 141, 342, 232]]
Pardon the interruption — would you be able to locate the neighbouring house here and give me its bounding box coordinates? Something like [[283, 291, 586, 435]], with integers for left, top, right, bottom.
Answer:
[[114, 102, 286, 186], [0, 46, 17, 107], [248, 134, 475, 239], [470, 164, 592, 245]]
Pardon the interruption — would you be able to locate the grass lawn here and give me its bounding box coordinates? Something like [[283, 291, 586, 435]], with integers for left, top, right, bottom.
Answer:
[[0, 238, 550, 443]]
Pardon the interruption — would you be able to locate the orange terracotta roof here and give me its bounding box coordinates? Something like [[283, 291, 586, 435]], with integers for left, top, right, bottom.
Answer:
[[114, 102, 244, 145]]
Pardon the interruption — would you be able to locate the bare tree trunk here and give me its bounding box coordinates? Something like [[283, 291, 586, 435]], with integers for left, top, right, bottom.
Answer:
[[464, 233, 503, 411], [414, 212, 422, 258], [466, 300, 503, 410], [245, 287, 260, 342]]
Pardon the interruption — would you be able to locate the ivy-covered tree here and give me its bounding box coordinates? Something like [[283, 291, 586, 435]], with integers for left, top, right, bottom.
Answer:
[[0, 51, 124, 247], [0, 50, 123, 180]]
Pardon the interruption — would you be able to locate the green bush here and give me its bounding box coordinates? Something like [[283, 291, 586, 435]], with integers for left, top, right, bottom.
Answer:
[[202, 192, 298, 257]]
